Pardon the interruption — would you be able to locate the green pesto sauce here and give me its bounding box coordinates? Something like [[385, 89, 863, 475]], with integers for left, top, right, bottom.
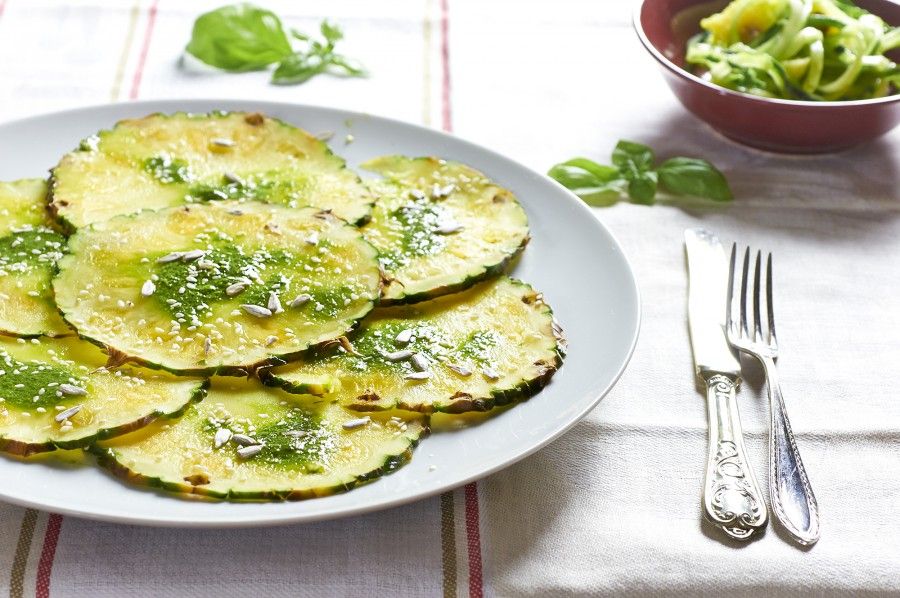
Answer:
[[185, 173, 308, 207], [205, 407, 335, 471], [304, 285, 358, 320], [0, 228, 65, 278], [143, 154, 194, 185], [308, 320, 450, 373], [0, 350, 81, 410], [455, 330, 499, 364], [252, 408, 335, 470], [150, 237, 359, 322], [377, 201, 447, 271], [152, 244, 294, 319]]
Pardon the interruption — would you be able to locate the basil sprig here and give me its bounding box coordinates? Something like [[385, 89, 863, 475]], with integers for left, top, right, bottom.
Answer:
[[548, 140, 733, 206], [185, 4, 365, 86]]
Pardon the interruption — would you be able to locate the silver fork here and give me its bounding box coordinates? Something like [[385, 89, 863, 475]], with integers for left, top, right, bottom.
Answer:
[[726, 246, 820, 546]]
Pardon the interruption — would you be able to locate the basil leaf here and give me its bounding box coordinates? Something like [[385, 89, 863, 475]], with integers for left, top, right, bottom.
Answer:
[[612, 140, 655, 175], [658, 157, 733, 201], [320, 20, 344, 44], [330, 55, 367, 77], [186, 4, 293, 72], [557, 158, 620, 182], [547, 164, 625, 207], [627, 170, 658, 204], [271, 53, 328, 85]]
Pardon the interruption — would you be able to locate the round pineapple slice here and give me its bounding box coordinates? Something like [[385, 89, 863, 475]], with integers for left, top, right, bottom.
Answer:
[[49, 111, 373, 229], [93, 377, 427, 501], [267, 277, 565, 414], [362, 156, 529, 304], [53, 201, 381, 375], [0, 179, 70, 337], [0, 336, 205, 457]]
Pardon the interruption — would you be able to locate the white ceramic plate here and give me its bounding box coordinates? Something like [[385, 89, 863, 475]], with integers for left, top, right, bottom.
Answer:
[[0, 100, 640, 527]]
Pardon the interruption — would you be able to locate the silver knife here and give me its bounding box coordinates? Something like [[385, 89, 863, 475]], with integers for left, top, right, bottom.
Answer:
[[685, 228, 767, 541]]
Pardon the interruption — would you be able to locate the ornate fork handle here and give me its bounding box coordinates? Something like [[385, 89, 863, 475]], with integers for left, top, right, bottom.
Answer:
[[760, 357, 820, 545], [702, 374, 767, 540]]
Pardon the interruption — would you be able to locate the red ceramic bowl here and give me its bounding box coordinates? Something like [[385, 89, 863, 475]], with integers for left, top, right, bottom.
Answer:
[[635, 0, 900, 153]]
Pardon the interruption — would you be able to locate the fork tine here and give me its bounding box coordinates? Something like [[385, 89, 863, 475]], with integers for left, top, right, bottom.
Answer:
[[766, 252, 777, 347], [727, 243, 737, 336], [740, 247, 750, 338], [753, 251, 763, 343]]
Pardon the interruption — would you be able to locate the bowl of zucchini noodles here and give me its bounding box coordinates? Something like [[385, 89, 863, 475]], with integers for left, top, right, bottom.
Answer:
[[635, 0, 900, 153]]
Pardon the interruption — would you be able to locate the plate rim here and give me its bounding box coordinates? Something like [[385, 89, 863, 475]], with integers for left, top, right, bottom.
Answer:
[[0, 99, 642, 527]]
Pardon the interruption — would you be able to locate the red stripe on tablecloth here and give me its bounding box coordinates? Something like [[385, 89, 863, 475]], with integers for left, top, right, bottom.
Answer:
[[438, 4, 484, 596], [439, 0, 452, 133], [35, 514, 62, 598], [129, 0, 159, 99], [464, 483, 484, 598]]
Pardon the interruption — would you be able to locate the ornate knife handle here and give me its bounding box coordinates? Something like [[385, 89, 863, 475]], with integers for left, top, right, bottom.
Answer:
[[702, 374, 767, 540]]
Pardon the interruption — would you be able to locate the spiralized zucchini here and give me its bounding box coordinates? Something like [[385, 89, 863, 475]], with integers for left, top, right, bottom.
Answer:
[[686, 0, 900, 100]]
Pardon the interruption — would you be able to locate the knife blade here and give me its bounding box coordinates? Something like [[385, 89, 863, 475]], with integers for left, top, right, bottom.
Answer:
[[684, 228, 767, 541]]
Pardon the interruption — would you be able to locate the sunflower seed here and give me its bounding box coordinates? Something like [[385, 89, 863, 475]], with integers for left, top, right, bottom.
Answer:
[[409, 189, 426, 200], [157, 252, 184, 264], [404, 371, 431, 380], [435, 221, 464, 235], [211, 137, 235, 147], [196, 259, 216, 270], [237, 444, 264, 459], [482, 366, 500, 380], [182, 249, 206, 262], [227, 208, 244, 216], [551, 318, 563, 335], [285, 430, 306, 438], [141, 280, 156, 297], [225, 282, 248, 297], [59, 383, 87, 396], [231, 434, 257, 446], [204, 337, 212, 355], [267, 291, 283, 314], [289, 294, 312, 308], [241, 304, 272, 318], [394, 329, 413, 345], [410, 353, 430, 371], [265, 335, 278, 347], [447, 363, 473, 377], [224, 172, 242, 184], [338, 336, 359, 355], [342, 416, 371, 430], [54, 405, 82, 422], [213, 428, 232, 448], [306, 232, 319, 246], [315, 131, 335, 141], [383, 349, 413, 362]]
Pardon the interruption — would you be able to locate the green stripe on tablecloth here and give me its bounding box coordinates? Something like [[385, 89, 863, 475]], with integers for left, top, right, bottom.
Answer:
[[8, 509, 37, 598]]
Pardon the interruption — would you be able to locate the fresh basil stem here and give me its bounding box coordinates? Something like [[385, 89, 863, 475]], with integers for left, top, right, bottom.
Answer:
[[185, 4, 365, 86], [547, 140, 733, 206]]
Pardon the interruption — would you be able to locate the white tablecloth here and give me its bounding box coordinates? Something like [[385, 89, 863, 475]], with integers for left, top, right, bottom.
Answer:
[[0, 1, 898, 596]]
